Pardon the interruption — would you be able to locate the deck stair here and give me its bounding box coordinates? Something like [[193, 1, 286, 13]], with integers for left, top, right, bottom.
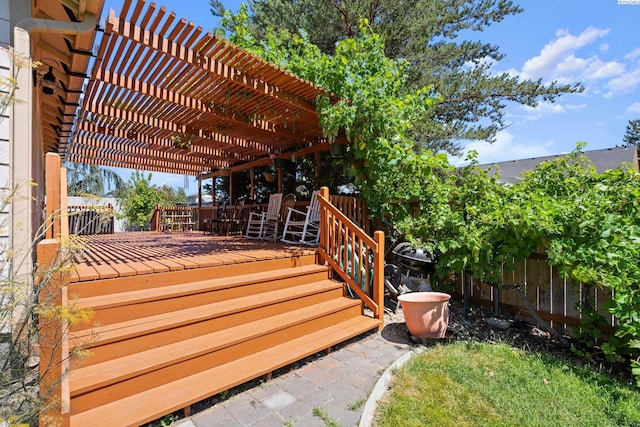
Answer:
[[67, 252, 380, 427]]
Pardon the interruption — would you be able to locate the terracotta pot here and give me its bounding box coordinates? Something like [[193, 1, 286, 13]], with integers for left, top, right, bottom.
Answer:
[[398, 292, 451, 338], [264, 172, 276, 182]]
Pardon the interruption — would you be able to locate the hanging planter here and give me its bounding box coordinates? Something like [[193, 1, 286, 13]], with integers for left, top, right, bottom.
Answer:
[[330, 143, 346, 158], [264, 172, 276, 182]]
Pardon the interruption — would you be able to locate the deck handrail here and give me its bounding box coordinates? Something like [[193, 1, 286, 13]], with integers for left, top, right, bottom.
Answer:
[[317, 187, 385, 323], [150, 205, 199, 232]]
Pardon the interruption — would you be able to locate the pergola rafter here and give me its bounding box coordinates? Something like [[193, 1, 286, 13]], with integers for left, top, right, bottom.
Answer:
[[69, 0, 331, 176]]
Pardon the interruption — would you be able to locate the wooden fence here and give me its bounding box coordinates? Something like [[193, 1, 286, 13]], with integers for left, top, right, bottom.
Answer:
[[68, 205, 115, 235], [451, 255, 614, 337], [337, 197, 613, 338]]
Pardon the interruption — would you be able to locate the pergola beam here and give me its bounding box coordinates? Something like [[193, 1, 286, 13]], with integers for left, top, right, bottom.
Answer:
[[68, 0, 333, 175], [107, 10, 320, 115]]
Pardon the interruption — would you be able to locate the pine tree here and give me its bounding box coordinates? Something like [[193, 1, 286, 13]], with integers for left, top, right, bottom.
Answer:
[[216, 0, 582, 154], [623, 119, 640, 147]]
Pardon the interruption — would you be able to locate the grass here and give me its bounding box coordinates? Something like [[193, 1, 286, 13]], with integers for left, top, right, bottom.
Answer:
[[348, 397, 367, 411], [374, 342, 640, 427], [312, 407, 340, 427]]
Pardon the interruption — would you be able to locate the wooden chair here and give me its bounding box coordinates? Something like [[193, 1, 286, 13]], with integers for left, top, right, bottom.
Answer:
[[245, 193, 282, 239], [281, 190, 321, 245], [224, 200, 246, 235], [210, 201, 227, 234], [261, 193, 296, 242]]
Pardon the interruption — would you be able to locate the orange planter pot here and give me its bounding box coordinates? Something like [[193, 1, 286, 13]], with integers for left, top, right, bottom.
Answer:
[[398, 292, 451, 338]]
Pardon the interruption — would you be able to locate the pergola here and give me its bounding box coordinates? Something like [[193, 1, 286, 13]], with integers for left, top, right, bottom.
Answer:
[[67, 0, 335, 184]]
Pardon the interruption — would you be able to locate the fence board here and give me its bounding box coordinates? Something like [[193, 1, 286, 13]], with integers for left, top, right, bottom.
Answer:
[[550, 265, 566, 334]]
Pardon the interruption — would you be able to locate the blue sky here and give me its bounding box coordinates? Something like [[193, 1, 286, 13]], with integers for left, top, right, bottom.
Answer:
[[99, 0, 640, 189]]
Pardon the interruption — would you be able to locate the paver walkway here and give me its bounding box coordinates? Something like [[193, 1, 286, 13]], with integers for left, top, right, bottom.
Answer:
[[176, 322, 413, 427]]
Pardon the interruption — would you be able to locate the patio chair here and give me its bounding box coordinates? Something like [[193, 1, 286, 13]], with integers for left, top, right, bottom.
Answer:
[[259, 193, 295, 241], [281, 189, 321, 246], [224, 199, 246, 235], [209, 200, 228, 234], [245, 193, 282, 240]]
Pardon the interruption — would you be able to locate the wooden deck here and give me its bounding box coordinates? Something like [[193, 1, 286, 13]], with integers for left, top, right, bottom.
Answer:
[[70, 232, 317, 282], [60, 231, 380, 426]]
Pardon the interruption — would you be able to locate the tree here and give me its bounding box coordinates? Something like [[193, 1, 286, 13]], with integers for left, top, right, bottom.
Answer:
[[66, 163, 125, 197], [623, 119, 640, 147], [221, 0, 582, 153], [118, 171, 161, 229], [157, 184, 187, 206]]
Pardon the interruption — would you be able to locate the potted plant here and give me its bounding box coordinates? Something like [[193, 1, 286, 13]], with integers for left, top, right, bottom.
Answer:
[[397, 292, 451, 338], [264, 166, 276, 182]]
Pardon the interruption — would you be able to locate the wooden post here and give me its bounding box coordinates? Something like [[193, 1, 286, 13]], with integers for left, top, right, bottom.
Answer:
[[229, 172, 234, 202], [373, 230, 385, 326], [60, 166, 69, 240], [37, 239, 70, 427], [197, 174, 202, 208], [277, 168, 283, 194], [250, 168, 256, 201], [45, 153, 62, 240], [314, 152, 320, 188], [319, 187, 329, 251]]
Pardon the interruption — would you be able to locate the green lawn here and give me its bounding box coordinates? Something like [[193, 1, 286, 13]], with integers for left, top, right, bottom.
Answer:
[[374, 342, 640, 427]]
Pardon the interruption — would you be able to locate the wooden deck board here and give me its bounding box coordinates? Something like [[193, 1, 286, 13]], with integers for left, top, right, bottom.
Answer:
[[70, 232, 315, 283]]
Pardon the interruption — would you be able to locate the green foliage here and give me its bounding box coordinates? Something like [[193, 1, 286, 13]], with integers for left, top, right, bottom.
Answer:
[[376, 342, 640, 426], [623, 119, 640, 147], [119, 171, 162, 228], [218, 11, 437, 215], [397, 145, 640, 382], [245, 0, 582, 153], [157, 184, 187, 206], [1, 185, 94, 424], [217, 8, 640, 381], [118, 173, 188, 228]]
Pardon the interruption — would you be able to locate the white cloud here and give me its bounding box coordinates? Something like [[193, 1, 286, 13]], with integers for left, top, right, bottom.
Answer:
[[520, 101, 587, 120], [600, 43, 610, 52], [627, 102, 640, 114], [625, 47, 640, 60], [605, 67, 640, 97], [521, 27, 610, 79], [453, 130, 555, 165]]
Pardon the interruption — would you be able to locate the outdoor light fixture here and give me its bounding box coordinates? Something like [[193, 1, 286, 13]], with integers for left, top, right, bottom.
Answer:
[[33, 59, 61, 95], [40, 66, 57, 94]]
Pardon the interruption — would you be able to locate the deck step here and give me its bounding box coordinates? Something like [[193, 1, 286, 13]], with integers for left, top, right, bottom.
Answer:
[[70, 280, 344, 364], [70, 297, 361, 396], [69, 315, 381, 427], [69, 252, 318, 298], [71, 264, 330, 327]]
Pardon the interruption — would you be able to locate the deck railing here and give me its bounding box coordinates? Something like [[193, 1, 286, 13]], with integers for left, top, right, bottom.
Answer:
[[68, 204, 115, 235], [150, 205, 199, 232], [316, 187, 385, 323], [329, 195, 371, 236]]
